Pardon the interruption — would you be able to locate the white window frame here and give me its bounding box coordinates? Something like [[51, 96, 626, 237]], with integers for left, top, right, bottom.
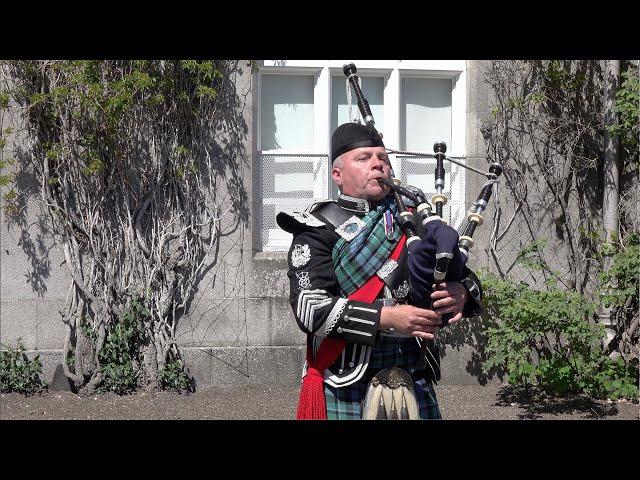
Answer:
[[257, 60, 467, 252], [257, 66, 327, 156]]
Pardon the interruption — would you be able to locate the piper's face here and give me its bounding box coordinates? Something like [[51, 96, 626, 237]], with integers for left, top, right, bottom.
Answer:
[[332, 146, 391, 202]]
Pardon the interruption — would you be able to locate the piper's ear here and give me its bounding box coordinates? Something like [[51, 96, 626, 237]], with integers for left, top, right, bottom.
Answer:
[[332, 163, 342, 187]]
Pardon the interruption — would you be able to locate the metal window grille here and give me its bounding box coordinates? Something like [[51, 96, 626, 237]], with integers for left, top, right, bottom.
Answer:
[[259, 153, 329, 251], [260, 154, 467, 251]]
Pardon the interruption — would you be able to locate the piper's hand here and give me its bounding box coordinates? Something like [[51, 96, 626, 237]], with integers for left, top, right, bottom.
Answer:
[[431, 282, 468, 325], [380, 304, 441, 340]]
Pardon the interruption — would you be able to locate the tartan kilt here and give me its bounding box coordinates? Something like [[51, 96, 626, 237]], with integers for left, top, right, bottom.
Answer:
[[324, 336, 442, 420]]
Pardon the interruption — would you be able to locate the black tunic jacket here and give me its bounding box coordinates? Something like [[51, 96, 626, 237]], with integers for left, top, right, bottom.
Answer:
[[276, 196, 483, 387]]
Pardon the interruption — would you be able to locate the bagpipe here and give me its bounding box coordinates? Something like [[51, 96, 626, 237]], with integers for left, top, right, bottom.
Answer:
[[343, 63, 503, 323]]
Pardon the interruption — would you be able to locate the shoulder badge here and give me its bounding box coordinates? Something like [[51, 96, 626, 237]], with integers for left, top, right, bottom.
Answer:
[[276, 210, 325, 234], [291, 243, 312, 268], [289, 211, 325, 227]]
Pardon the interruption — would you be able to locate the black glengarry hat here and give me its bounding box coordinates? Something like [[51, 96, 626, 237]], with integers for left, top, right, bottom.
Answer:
[[331, 122, 385, 162]]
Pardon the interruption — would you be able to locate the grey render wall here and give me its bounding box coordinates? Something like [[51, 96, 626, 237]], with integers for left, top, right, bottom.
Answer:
[[0, 60, 504, 391], [1, 99, 75, 385], [464, 60, 602, 289], [0, 63, 307, 391]]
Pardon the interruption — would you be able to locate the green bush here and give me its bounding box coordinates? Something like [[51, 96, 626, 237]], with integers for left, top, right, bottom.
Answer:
[[97, 300, 147, 394], [159, 359, 194, 393], [599, 233, 639, 313], [607, 67, 640, 149], [480, 273, 638, 400], [0, 341, 47, 394], [96, 299, 194, 394]]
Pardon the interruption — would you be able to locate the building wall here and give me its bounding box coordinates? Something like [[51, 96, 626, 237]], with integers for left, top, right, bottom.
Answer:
[[0, 60, 503, 390]]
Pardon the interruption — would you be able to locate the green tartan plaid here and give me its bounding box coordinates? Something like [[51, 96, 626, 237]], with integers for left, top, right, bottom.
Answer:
[[332, 198, 401, 296], [325, 336, 442, 420]]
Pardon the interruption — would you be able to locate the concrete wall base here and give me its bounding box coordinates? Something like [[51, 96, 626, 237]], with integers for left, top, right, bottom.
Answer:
[[25, 344, 503, 391]]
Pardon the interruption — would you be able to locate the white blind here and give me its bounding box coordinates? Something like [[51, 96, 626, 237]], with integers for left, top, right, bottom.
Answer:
[[401, 77, 452, 152], [332, 76, 384, 133], [261, 74, 314, 151]]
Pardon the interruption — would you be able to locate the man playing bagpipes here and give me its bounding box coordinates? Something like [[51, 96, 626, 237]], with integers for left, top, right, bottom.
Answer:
[[276, 122, 483, 420]]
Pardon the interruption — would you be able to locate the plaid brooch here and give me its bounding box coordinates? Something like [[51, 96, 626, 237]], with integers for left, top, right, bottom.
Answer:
[[332, 197, 401, 296]]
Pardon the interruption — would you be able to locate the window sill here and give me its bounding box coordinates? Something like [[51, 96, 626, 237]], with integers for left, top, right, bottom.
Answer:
[[253, 251, 288, 262]]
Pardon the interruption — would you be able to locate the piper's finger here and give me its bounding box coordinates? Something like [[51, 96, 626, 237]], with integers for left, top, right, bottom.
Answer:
[[412, 308, 442, 321], [432, 295, 456, 309], [411, 330, 437, 341], [431, 288, 454, 300]]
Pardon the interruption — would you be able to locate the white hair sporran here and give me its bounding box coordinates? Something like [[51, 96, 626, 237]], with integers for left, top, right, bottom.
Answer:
[[361, 367, 421, 420]]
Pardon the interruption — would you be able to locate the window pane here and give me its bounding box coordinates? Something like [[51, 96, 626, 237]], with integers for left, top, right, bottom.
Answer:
[[402, 78, 451, 152], [332, 76, 384, 133], [261, 74, 314, 151]]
